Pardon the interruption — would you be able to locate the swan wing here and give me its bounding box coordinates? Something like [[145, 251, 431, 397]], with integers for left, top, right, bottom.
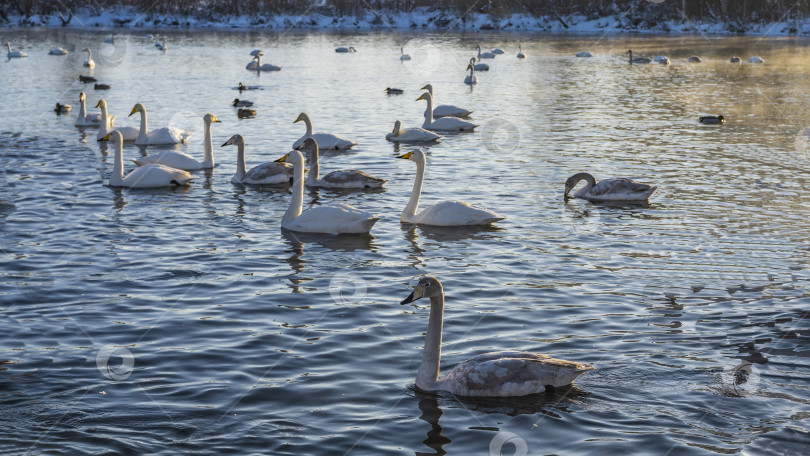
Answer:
[[433, 105, 472, 118], [120, 164, 194, 188], [240, 162, 293, 185], [427, 117, 477, 132], [294, 133, 355, 150], [387, 127, 440, 143], [409, 200, 504, 226], [145, 127, 192, 145], [586, 178, 657, 200], [285, 203, 378, 234], [134, 151, 202, 171], [316, 170, 386, 189]]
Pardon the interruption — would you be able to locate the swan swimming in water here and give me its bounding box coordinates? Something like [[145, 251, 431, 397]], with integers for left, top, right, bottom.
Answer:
[[491, 47, 505, 54], [300, 138, 385, 189], [421, 84, 472, 118], [103, 131, 194, 188], [401, 276, 595, 397], [398, 150, 503, 226], [134, 114, 221, 170], [248, 52, 281, 71], [277, 150, 379, 234], [386, 120, 441, 143], [400, 47, 411, 60], [129, 103, 193, 145], [5, 42, 27, 58], [564, 172, 657, 202], [517, 44, 526, 59], [335, 46, 356, 53], [75, 92, 103, 127], [627, 50, 650, 64], [464, 62, 478, 85], [49, 48, 68, 55], [469, 56, 489, 71], [96, 100, 138, 142], [292, 112, 356, 150], [477, 44, 495, 59], [417, 92, 477, 132], [82, 48, 95, 67], [221, 134, 293, 185], [748, 56, 764, 63]]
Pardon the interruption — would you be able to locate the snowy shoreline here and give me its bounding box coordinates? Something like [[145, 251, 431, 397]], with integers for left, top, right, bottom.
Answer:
[[4, 7, 810, 37]]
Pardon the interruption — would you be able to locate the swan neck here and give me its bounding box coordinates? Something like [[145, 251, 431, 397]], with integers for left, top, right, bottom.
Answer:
[[79, 97, 87, 120], [416, 294, 445, 390], [202, 120, 214, 167], [303, 116, 313, 136], [422, 95, 434, 128], [403, 156, 425, 221], [110, 137, 124, 186], [307, 146, 319, 184], [234, 143, 246, 181], [283, 157, 305, 223], [137, 108, 148, 138]]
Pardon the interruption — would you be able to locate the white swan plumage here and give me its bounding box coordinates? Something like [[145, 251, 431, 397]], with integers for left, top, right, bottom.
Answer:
[[335, 46, 356, 53], [300, 138, 385, 189], [278, 150, 379, 234], [82, 48, 95, 67], [401, 276, 595, 397], [75, 92, 103, 127], [248, 52, 281, 71], [5, 42, 27, 58], [103, 131, 194, 188], [96, 100, 137, 141], [386, 120, 441, 143], [49, 47, 68, 55], [398, 150, 503, 226], [400, 47, 411, 60], [564, 172, 657, 202], [128, 103, 193, 146], [491, 48, 505, 54], [222, 134, 294, 185], [748, 56, 764, 63], [469, 56, 489, 71], [517, 44, 527, 59], [417, 92, 477, 132], [464, 62, 478, 85], [292, 112, 356, 150], [477, 44, 495, 59], [421, 84, 472, 118], [134, 114, 221, 170]]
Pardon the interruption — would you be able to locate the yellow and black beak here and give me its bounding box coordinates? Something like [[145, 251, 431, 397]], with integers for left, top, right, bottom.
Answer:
[[397, 152, 413, 160], [95, 101, 102, 108], [211, 115, 221, 123], [128, 106, 137, 117], [275, 153, 290, 163], [101, 133, 111, 141]]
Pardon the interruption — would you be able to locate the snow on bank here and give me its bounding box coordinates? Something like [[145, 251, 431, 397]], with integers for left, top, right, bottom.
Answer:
[[4, 6, 810, 36]]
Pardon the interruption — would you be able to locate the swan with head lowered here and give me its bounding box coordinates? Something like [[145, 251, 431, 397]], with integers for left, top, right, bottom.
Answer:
[[398, 150, 503, 226], [96, 100, 137, 141], [564, 172, 657, 202], [222, 134, 294, 185], [386, 120, 441, 143], [75, 92, 103, 127], [277, 150, 379, 234], [82, 48, 95, 67], [417, 92, 477, 132], [300, 138, 385, 189], [292, 112, 356, 150], [128, 103, 193, 145], [464, 62, 478, 85], [134, 114, 221, 170], [103, 131, 194, 188], [421, 84, 472, 118], [401, 276, 595, 397]]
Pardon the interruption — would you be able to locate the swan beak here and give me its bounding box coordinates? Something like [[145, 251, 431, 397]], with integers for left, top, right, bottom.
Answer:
[[275, 153, 290, 163], [397, 152, 413, 159], [101, 133, 111, 141], [211, 116, 221, 123], [294, 114, 303, 123], [95, 101, 102, 108], [220, 140, 230, 147], [400, 284, 424, 304], [419, 85, 427, 90], [128, 107, 137, 116]]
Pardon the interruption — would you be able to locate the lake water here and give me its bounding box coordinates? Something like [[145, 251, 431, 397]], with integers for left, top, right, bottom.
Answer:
[[1, 28, 809, 455]]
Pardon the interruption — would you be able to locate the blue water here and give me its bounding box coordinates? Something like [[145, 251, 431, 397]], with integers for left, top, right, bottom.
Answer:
[[1, 29, 809, 455]]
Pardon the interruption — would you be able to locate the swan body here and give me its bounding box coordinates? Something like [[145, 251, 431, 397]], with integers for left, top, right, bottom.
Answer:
[[564, 172, 657, 202], [335, 46, 356, 53], [222, 134, 294, 185], [103, 131, 194, 188], [96, 100, 137, 141], [730, 56, 742, 63], [301, 138, 385, 189], [627, 50, 650, 64], [49, 48, 68, 55], [82, 48, 95, 67], [464, 63, 478, 85], [75, 92, 103, 127], [491, 48, 505, 54], [417, 92, 477, 132], [386, 120, 441, 143], [233, 98, 253, 107], [400, 47, 411, 60], [699, 115, 725, 125], [401, 277, 595, 397], [517, 45, 526, 59], [248, 53, 281, 71], [157, 38, 167, 52], [655, 56, 670, 65], [5, 43, 27, 58], [477, 44, 495, 59], [129, 103, 193, 145], [576, 51, 593, 57], [278, 150, 379, 234], [688, 56, 701, 63], [398, 150, 503, 226], [421, 84, 473, 118], [749, 56, 764, 63], [470, 57, 489, 71], [292, 112, 356, 150], [134, 114, 221, 170]]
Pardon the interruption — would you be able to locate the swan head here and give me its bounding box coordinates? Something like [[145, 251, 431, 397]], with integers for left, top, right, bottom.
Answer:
[[392, 120, 402, 134], [276, 150, 304, 165], [295, 137, 319, 153], [79, 91, 86, 102], [294, 112, 310, 124], [564, 172, 595, 198], [204, 113, 221, 125], [401, 276, 443, 304], [397, 150, 424, 164], [416, 92, 431, 102], [221, 134, 244, 148], [129, 103, 145, 117], [95, 99, 106, 109], [101, 130, 122, 143], [469, 57, 476, 64], [250, 49, 263, 57], [420, 83, 433, 93]]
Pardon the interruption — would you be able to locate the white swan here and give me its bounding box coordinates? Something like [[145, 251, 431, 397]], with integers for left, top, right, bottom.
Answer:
[[576, 51, 593, 57], [401, 276, 595, 397], [300, 138, 385, 189], [49, 48, 68, 55], [477, 44, 495, 59], [248, 52, 281, 71], [222, 134, 294, 185], [386, 120, 441, 143], [278, 150, 379, 234], [398, 150, 503, 226], [400, 47, 411, 60], [517, 45, 526, 59], [82, 48, 95, 67], [128, 103, 193, 146], [564, 172, 657, 202], [656, 56, 670, 65], [464, 62, 478, 85], [103, 131, 194, 188], [421, 84, 472, 118], [5, 43, 27, 58], [417, 92, 477, 132], [75, 92, 103, 127], [748, 56, 764, 64], [292, 112, 356, 150], [96, 100, 138, 142], [134, 114, 221, 170], [627, 49, 650, 64], [335, 46, 356, 53], [491, 48, 505, 54], [469, 57, 489, 71]]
